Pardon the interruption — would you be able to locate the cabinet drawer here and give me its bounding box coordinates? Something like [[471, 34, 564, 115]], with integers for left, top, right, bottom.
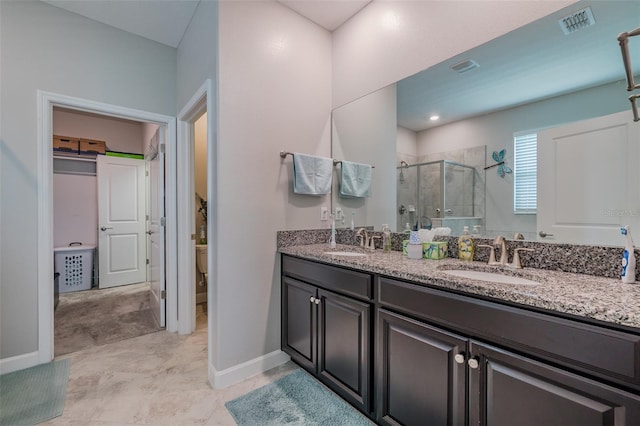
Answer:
[[378, 277, 640, 389], [282, 255, 372, 300]]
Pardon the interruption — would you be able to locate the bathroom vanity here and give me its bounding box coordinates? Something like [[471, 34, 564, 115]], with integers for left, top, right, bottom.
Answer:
[[280, 244, 640, 426]]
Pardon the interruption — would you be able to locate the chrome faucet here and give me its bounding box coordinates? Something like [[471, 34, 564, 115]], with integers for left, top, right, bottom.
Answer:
[[356, 228, 368, 248], [477, 244, 500, 266], [510, 247, 535, 269], [368, 235, 381, 250], [494, 235, 509, 265]]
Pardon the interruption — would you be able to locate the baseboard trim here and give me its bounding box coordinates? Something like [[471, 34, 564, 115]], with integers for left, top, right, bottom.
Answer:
[[208, 350, 290, 389], [0, 351, 39, 375]]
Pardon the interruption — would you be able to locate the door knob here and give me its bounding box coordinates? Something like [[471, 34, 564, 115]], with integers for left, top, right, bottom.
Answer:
[[147, 230, 154, 235], [468, 357, 480, 369], [538, 231, 554, 238], [100, 226, 113, 231], [454, 354, 465, 364]]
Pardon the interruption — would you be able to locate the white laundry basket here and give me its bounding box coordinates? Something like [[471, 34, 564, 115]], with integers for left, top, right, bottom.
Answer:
[[54, 243, 95, 293]]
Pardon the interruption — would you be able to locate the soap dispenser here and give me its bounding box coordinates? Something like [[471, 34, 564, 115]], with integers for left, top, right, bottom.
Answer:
[[458, 226, 475, 261]]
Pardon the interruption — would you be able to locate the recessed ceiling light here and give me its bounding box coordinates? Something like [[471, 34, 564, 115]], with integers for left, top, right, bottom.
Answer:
[[429, 115, 440, 121]]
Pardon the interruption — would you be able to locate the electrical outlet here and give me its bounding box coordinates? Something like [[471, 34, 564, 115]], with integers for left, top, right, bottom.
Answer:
[[320, 206, 329, 221]]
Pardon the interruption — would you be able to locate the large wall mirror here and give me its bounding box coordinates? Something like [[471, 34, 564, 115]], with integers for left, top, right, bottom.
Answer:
[[332, 0, 640, 246]]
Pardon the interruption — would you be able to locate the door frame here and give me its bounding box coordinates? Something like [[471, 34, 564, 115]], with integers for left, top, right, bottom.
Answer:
[[176, 79, 215, 339], [36, 90, 178, 363]]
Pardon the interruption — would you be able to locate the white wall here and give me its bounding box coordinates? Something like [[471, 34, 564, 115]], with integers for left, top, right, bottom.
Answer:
[[53, 175, 98, 247], [176, 0, 218, 112], [332, 0, 576, 108], [0, 0, 176, 360], [217, 0, 332, 370], [416, 80, 630, 238], [332, 85, 397, 229], [397, 126, 417, 159], [53, 109, 144, 154]]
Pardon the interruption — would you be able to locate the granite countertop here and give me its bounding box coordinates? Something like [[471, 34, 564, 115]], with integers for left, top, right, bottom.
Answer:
[[279, 244, 640, 331]]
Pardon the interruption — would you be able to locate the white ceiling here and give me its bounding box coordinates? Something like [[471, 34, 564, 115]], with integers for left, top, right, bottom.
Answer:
[[277, 0, 371, 31], [41, 0, 200, 48], [40, 0, 639, 131], [41, 0, 369, 48]]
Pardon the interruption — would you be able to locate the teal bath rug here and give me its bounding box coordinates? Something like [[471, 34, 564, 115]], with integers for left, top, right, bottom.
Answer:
[[225, 369, 374, 425], [0, 359, 70, 426]]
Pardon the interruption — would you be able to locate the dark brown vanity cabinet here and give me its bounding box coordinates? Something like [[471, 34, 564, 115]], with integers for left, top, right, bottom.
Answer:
[[377, 277, 640, 426], [281, 256, 373, 414]]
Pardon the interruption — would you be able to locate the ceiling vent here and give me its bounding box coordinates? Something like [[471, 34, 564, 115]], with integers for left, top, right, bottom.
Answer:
[[450, 59, 479, 74], [558, 7, 595, 35]]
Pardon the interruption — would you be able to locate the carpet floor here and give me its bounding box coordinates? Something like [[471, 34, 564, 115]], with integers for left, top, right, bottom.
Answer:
[[0, 359, 70, 426], [55, 283, 162, 356], [225, 369, 374, 425]]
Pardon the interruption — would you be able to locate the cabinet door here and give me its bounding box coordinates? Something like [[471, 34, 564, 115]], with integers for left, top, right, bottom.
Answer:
[[377, 309, 467, 426], [469, 341, 640, 426], [282, 277, 317, 372], [317, 289, 372, 413]]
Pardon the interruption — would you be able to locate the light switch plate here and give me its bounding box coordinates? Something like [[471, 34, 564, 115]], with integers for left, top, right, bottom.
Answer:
[[320, 206, 329, 221]]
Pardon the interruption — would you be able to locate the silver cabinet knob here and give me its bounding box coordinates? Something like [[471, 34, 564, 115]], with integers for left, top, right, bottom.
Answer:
[[538, 231, 554, 238], [454, 354, 465, 364], [314, 298, 321, 305], [309, 296, 315, 303], [100, 226, 113, 231], [468, 358, 479, 369]]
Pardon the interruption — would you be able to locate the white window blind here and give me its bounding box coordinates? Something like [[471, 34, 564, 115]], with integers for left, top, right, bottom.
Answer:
[[514, 133, 537, 214]]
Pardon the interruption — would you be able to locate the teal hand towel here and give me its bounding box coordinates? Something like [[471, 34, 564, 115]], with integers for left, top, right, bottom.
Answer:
[[293, 153, 333, 195], [340, 160, 372, 198]]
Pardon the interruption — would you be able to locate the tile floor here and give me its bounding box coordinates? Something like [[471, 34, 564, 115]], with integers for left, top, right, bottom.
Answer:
[[55, 283, 162, 356], [43, 306, 298, 425]]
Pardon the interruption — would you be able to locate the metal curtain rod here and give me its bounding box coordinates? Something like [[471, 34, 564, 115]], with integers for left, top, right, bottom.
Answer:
[[630, 94, 640, 122], [280, 150, 374, 168]]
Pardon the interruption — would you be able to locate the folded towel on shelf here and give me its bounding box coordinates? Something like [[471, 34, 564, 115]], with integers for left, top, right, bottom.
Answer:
[[292, 153, 333, 195], [339, 160, 372, 198]]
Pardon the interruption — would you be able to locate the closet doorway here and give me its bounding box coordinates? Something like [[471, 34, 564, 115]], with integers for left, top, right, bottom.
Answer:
[[52, 108, 164, 356], [35, 91, 178, 365]]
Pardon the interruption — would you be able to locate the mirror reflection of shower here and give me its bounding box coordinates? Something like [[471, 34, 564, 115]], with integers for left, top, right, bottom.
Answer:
[[396, 158, 484, 234]]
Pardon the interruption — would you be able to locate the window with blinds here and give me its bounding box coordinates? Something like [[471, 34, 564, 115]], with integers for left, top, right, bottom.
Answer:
[[514, 133, 537, 214]]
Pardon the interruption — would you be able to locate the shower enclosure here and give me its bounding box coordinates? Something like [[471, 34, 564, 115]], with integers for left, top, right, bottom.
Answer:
[[397, 160, 482, 234]]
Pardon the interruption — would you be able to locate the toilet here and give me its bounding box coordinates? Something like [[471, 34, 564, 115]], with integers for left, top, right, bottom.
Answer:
[[195, 244, 208, 306]]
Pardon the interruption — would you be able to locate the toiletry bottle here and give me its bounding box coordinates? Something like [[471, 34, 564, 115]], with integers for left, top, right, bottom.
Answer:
[[621, 225, 636, 283], [404, 223, 411, 233], [199, 223, 207, 244], [382, 224, 391, 253], [458, 226, 475, 261]]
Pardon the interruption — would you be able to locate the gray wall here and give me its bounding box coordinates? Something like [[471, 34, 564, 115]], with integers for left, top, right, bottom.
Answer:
[[0, 0, 176, 360]]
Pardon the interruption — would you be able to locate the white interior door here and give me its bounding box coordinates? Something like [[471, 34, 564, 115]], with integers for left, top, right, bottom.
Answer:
[[537, 110, 639, 245], [97, 155, 146, 288], [146, 128, 166, 327]]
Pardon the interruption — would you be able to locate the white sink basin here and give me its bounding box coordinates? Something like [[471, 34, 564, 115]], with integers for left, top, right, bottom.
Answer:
[[324, 251, 368, 257], [441, 269, 539, 286]]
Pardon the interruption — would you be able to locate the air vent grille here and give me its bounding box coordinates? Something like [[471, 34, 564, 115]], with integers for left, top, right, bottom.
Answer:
[[450, 59, 479, 74], [558, 7, 595, 35]]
